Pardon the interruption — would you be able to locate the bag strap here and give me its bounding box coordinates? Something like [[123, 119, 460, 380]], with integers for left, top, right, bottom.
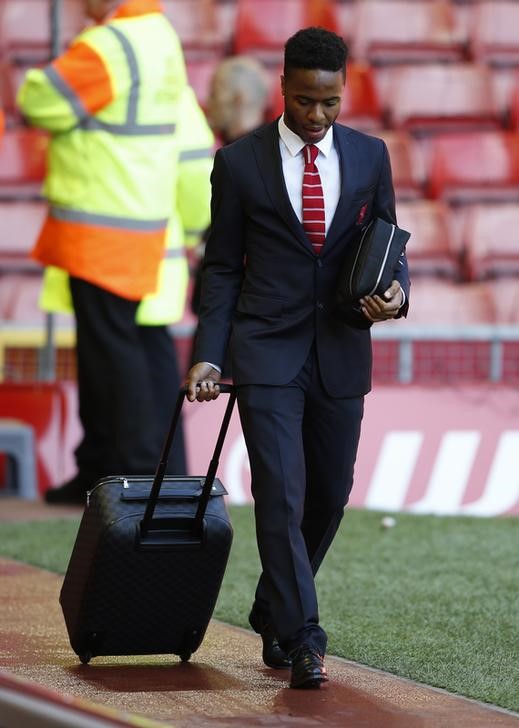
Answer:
[[141, 384, 236, 536]]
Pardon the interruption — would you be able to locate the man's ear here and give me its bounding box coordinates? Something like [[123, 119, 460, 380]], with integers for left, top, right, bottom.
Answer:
[[280, 75, 286, 97]]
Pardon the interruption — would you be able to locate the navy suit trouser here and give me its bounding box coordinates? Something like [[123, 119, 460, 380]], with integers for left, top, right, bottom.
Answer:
[[237, 346, 364, 655]]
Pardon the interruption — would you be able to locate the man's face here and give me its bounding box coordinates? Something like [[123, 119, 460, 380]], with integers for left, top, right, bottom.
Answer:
[[281, 67, 344, 144]]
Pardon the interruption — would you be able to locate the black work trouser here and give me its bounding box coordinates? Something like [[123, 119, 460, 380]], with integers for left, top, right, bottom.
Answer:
[[70, 277, 186, 480]]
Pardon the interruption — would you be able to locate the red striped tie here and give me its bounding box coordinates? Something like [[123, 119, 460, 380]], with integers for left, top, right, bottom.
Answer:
[[302, 144, 325, 254]]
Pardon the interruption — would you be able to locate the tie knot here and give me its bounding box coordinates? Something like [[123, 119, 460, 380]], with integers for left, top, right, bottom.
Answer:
[[304, 144, 319, 165]]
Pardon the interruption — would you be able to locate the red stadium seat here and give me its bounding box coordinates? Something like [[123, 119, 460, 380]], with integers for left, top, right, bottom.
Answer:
[[386, 63, 502, 135], [162, 0, 235, 60], [376, 130, 423, 200], [510, 78, 519, 131], [186, 57, 222, 111], [461, 203, 519, 281], [233, 0, 339, 65], [396, 199, 461, 279], [0, 382, 69, 494], [0, 199, 45, 270], [489, 278, 519, 324], [336, 62, 383, 131], [0, 127, 48, 198], [0, 271, 43, 323], [401, 279, 496, 326], [351, 0, 466, 65], [0, 0, 52, 64], [470, 1, 519, 67], [427, 131, 519, 204]]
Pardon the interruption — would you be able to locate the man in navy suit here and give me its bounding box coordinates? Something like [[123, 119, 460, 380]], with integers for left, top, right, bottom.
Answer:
[[186, 27, 410, 689]]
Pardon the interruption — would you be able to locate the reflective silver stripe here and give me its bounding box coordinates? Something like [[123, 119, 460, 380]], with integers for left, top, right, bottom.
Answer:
[[179, 148, 213, 162], [75, 25, 176, 136], [163, 248, 185, 259], [44, 65, 88, 120], [106, 24, 139, 125], [79, 117, 176, 135], [50, 206, 168, 231]]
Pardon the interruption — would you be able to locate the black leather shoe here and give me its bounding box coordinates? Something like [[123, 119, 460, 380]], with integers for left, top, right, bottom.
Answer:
[[248, 610, 291, 669], [289, 645, 328, 689]]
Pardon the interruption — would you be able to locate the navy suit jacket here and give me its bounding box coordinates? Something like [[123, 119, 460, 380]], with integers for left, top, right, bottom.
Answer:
[[194, 120, 410, 398]]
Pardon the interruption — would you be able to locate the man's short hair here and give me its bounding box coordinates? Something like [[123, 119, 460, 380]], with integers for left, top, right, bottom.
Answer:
[[284, 27, 348, 77]]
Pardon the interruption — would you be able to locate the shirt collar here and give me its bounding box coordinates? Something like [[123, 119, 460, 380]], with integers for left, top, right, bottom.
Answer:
[[278, 115, 334, 158]]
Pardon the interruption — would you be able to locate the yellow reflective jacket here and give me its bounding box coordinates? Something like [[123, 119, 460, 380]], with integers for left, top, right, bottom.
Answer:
[[17, 0, 187, 300], [40, 85, 214, 325]]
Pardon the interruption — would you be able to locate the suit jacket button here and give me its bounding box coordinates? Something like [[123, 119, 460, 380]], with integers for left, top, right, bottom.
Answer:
[[316, 302, 324, 310]]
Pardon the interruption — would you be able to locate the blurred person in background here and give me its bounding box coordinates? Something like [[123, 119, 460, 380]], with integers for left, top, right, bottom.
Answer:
[[38, 84, 214, 503], [206, 55, 271, 146], [190, 56, 270, 370], [17, 0, 209, 504]]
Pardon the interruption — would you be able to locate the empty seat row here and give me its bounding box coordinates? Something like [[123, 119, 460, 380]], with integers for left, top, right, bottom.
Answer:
[[364, 130, 519, 205], [5, 57, 518, 136], [2, 0, 519, 66], [1, 125, 519, 210], [2, 201, 519, 312], [398, 278, 519, 326], [399, 201, 519, 283], [1, 270, 517, 327]]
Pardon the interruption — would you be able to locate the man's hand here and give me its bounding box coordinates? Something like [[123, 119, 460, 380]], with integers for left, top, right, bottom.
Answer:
[[185, 362, 222, 402], [359, 280, 403, 323]]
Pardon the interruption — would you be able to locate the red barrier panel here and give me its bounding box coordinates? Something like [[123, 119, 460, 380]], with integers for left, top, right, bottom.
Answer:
[[185, 385, 519, 516], [16, 383, 517, 515]]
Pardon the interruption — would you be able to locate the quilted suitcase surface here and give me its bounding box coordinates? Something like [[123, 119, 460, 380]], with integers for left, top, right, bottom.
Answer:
[[59, 388, 235, 665]]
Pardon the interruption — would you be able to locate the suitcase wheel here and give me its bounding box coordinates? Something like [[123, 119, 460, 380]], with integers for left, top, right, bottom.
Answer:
[[180, 652, 191, 663], [79, 650, 92, 665]]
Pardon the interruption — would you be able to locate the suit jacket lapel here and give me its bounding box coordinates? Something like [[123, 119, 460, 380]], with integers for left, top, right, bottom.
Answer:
[[252, 122, 314, 255], [324, 125, 358, 254]]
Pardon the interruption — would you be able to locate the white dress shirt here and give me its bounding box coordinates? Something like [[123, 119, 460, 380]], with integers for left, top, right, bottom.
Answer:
[[278, 115, 340, 234]]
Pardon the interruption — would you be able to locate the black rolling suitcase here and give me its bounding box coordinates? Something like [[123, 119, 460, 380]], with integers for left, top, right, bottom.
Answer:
[[59, 385, 236, 665]]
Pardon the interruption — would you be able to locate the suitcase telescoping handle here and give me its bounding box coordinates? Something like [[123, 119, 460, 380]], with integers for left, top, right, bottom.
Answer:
[[141, 383, 236, 538]]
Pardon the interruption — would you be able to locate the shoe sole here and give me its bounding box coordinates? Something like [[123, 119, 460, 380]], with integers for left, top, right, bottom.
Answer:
[[290, 675, 329, 689], [264, 659, 292, 669]]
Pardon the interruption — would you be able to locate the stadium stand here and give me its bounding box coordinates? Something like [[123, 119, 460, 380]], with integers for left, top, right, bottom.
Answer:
[[162, 0, 235, 60], [350, 0, 467, 65], [376, 130, 424, 199], [386, 63, 502, 135], [186, 56, 222, 110], [0, 0, 53, 64], [1, 0, 518, 395], [233, 0, 339, 65], [461, 203, 519, 281], [396, 199, 461, 280], [0, 127, 47, 198], [469, 0, 519, 68], [401, 278, 496, 326], [427, 131, 519, 204], [0, 199, 45, 270]]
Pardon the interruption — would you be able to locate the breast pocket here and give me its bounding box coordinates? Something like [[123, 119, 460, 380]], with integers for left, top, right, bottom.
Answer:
[[352, 185, 376, 225]]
